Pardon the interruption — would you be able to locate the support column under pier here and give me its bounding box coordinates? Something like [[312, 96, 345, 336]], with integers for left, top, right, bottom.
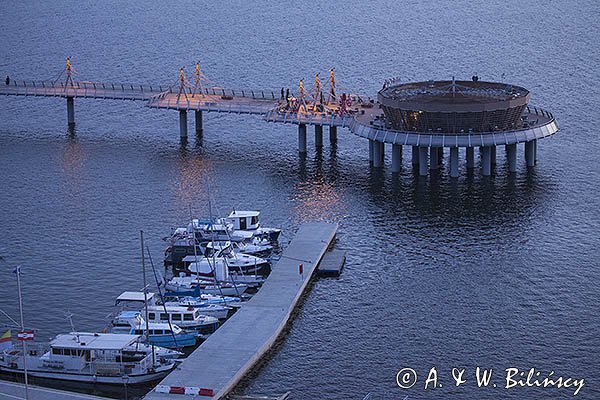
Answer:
[[430, 147, 439, 170], [67, 97, 75, 126], [525, 140, 536, 167], [195, 110, 203, 136], [179, 110, 188, 139], [412, 146, 419, 165], [315, 125, 323, 148], [298, 124, 307, 153], [506, 144, 517, 172], [418, 147, 429, 176], [373, 141, 383, 168], [490, 145, 497, 166], [391, 144, 402, 172], [466, 147, 475, 169], [481, 146, 492, 176], [368, 139, 374, 163], [449, 147, 459, 178], [329, 126, 337, 143]]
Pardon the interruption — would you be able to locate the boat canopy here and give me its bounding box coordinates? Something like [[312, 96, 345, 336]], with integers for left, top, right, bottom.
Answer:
[[51, 332, 139, 350], [116, 291, 156, 305]]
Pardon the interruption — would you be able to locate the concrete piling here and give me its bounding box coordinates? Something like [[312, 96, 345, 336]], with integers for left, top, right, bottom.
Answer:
[[66, 97, 75, 126], [418, 146, 428, 176], [525, 140, 535, 167], [450, 147, 459, 178], [373, 141, 383, 168], [466, 147, 475, 169], [391, 144, 402, 172], [315, 125, 323, 148], [481, 146, 492, 176], [507, 143, 517, 172], [179, 110, 188, 139], [194, 110, 203, 136], [298, 124, 307, 153], [430, 147, 439, 170], [412, 146, 419, 165], [329, 126, 337, 143]]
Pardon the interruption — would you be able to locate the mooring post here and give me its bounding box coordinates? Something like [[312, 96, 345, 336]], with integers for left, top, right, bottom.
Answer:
[[179, 110, 188, 139], [418, 146, 428, 176], [315, 125, 323, 148], [66, 96, 75, 126], [506, 143, 517, 172], [481, 146, 492, 176], [194, 110, 203, 136], [466, 147, 475, 169], [391, 144, 402, 172], [329, 126, 337, 143], [412, 146, 419, 165], [298, 124, 307, 153], [430, 147, 439, 170], [525, 140, 535, 167], [450, 147, 459, 178]]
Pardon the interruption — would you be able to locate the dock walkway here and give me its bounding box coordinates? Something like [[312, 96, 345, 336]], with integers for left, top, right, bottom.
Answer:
[[146, 222, 338, 400]]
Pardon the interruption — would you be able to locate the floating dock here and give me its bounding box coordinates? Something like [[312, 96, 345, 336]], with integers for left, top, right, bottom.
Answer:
[[0, 381, 108, 400], [317, 249, 346, 277], [146, 222, 338, 400]]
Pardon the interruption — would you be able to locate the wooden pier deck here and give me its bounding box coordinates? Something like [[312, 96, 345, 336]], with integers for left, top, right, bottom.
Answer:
[[146, 222, 338, 400]]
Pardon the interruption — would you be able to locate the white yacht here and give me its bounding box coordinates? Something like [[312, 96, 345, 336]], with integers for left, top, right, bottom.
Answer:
[[0, 332, 175, 385]]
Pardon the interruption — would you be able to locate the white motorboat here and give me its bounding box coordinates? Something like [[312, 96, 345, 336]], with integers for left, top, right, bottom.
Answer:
[[0, 332, 175, 385], [164, 276, 248, 297], [160, 301, 231, 320], [110, 311, 198, 348], [144, 305, 220, 334]]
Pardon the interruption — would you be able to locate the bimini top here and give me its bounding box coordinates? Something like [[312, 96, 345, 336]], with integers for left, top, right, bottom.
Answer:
[[51, 332, 139, 350], [115, 291, 156, 305], [378, 80, 530, 113], [228, 210, 260, 218]]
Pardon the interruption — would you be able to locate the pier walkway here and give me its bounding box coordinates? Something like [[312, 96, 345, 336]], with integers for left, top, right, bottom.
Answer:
[[0, 60, 559, 177], [146, 222, 338, 400]]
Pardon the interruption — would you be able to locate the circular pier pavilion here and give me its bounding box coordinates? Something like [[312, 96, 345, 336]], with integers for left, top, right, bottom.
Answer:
[[350, 79, 558, 176]]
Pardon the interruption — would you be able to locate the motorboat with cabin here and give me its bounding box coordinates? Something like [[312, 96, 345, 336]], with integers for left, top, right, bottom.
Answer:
[[164, 276, 248, 297], [145, 305, 220, 335], [110, 311, 198, 348], [225, 210, 281, 242], [0, 332, 175, 385], [164, 210, 280, 266]]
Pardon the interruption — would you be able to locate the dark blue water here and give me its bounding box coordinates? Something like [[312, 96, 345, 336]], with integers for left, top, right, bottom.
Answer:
[[1, 1, 599, 399]]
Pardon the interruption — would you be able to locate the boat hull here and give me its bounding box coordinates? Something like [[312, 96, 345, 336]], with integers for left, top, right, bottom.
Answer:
[[0, 363, 174, 385]]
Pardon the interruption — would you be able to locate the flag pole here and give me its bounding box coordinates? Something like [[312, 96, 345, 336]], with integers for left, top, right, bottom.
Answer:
[[15, 265, 29, 400]]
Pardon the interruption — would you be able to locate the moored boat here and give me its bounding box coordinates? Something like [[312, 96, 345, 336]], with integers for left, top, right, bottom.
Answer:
[[110, 311, 198, 348], [0, 332, 175, 385]]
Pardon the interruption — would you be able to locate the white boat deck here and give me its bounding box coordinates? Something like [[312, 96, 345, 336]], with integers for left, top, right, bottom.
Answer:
[[145, 222, 338, 400], [0, 381, 108, 400]]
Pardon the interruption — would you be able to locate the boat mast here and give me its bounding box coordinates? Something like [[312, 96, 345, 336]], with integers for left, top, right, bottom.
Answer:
[[15, 266, 29, 400], [140, 231, 155, 367]]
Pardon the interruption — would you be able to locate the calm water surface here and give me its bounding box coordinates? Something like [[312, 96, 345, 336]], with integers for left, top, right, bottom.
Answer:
[[1, 1, 599, 399]]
